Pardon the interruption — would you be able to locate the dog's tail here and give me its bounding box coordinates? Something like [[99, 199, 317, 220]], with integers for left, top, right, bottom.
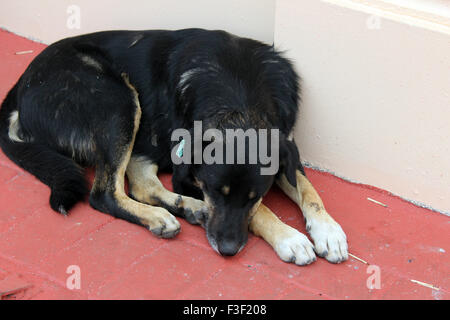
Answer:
[[0, 87, 88, 214]]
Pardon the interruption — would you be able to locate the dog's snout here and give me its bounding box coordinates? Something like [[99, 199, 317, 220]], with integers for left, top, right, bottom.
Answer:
[[217, 240, 242, 256]]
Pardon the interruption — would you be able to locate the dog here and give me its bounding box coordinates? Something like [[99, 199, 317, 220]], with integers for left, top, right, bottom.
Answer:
[[0, 29, 348, 265]]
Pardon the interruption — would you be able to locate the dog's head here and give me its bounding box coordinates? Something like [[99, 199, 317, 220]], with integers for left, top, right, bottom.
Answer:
[[176, 128, 300, 256], [194, 162, 271, 255]]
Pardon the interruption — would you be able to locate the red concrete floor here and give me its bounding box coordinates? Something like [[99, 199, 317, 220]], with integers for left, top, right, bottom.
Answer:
[[0, 29, 448, 300]]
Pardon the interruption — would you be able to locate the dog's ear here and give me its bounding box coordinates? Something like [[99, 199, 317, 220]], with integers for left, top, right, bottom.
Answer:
[[278, 136, 301, 188]]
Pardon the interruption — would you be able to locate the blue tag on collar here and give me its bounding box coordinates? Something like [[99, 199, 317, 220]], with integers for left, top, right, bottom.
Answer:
[[176, 139, 185, 158]]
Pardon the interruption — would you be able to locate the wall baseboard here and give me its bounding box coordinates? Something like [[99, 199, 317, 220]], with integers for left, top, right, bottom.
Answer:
[[303, 161, 450, 217]]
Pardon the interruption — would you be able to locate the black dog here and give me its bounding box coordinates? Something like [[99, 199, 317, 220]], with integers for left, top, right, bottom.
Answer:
[[0, 29, 347, 264]]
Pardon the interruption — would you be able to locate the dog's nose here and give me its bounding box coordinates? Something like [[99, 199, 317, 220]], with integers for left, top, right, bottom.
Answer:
[[217, 241, 241, 256]]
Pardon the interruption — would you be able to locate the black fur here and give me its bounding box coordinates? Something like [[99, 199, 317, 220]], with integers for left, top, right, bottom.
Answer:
[[0, 29, 304, 254]]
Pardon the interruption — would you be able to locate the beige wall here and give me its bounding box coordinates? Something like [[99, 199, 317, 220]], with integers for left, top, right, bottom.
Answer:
[[1, 0, 449, 213], [275, 0, 450, 214], [0, 0, 275, 44]]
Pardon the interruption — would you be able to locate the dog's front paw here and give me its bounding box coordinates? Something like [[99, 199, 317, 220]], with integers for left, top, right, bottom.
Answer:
[[307, 216, 348, 263], [147, 208, 181, 239], [274, 228, 317, 266], [177, 196, 208, 226]]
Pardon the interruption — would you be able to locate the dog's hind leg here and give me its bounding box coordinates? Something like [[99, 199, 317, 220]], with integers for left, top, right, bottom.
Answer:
[[126, 156, 208, 226], [88, 75, 180, 238], [277, 171, 348, 263]]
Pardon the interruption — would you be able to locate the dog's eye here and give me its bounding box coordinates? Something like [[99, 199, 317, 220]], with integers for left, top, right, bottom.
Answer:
[[248, 191, 256, 199]]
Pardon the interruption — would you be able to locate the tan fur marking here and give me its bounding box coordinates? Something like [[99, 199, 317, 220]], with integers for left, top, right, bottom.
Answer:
[[276, 171, 331, 223], [121, 73, 140, 107], [114, 74, 141, 195], [126, 156, 207, 216], [103, 74, 179, 232], [249, 201, 316, 265], [249, 203, 290, 246], [194, 178, 203, 188], [126, 157, 160, 205], [221, 185, 230, 195]]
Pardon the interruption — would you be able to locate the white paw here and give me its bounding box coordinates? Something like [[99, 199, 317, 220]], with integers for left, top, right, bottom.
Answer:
[[148, 209, 181, 239], [307, 216, 348, 263], [274, 228, 317, 266]]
